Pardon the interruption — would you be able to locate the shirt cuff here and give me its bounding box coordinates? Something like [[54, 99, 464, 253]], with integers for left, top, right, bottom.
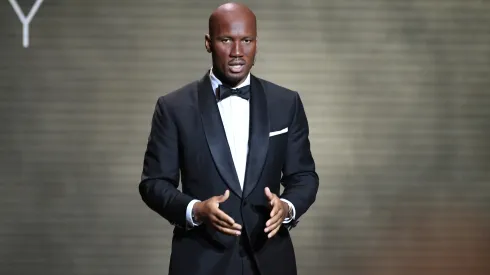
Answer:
[[186, 199, 202, 228], [280, 198, 296, 223]]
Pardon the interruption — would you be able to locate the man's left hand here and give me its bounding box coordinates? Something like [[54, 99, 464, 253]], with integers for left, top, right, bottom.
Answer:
[[264, 187, 289, 238]]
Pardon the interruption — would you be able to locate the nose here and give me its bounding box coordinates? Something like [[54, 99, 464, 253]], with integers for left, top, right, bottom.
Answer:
[[230, 41, 244, 57]]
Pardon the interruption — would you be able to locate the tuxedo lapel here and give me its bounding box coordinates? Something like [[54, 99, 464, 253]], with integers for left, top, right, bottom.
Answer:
[[243, 75, 269, 198], [197, 73, 242, 198]]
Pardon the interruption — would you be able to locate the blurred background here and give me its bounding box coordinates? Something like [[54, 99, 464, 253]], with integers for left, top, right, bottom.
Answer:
[[1, 0, 489, 275]]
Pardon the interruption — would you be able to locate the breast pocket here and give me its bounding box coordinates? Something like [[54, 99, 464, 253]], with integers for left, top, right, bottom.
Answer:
[[268, 126, 289, 165], [269, 127, 288, 138]]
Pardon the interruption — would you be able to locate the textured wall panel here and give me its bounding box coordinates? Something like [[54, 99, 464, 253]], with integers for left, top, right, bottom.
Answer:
[[0, 0, 489, 275]]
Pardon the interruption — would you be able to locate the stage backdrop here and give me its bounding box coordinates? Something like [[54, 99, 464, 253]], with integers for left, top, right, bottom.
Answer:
[[1, 1, 489, 275]]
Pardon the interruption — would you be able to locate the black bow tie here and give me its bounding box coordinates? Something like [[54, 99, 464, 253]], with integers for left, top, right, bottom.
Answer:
[[217, 85, 250, 101]]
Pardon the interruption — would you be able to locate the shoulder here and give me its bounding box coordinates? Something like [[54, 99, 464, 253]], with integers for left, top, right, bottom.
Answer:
[[254, 75, 301, 104], [148, 78, 201, 122], [256, 77, 297, 95], [157, 79, 199, 106]]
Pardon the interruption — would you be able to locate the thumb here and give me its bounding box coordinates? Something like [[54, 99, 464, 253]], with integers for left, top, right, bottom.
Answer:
[[216, 190, 230, 203], [264, 187, 273, 200]]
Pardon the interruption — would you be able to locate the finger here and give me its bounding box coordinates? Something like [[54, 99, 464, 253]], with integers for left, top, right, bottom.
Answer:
[[264, 220, 282, 233], [213, 223, 241, 236], [210, 211, 242, 230], [265, 215, 283, 233], [216, 190, 230, 203], [268, 224, 281, 238], [265, 212, 283, 232], [230, 222, 242, 230], [270, 198, 284, 217], [213, 208, 242, 229], [212, 216, 241, 230], [265, 205, 283, 227], [269, 201, 280, 217]]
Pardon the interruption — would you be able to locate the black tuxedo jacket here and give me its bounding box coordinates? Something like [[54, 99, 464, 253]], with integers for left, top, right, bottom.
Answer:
[[139, 72, 319, 275]]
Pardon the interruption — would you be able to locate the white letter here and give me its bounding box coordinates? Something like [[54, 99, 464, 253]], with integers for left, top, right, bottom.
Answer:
[[9, 0, 45, 48]]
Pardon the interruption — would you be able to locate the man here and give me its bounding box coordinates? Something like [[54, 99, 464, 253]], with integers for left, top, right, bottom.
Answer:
[[139, 3, 318, 275]]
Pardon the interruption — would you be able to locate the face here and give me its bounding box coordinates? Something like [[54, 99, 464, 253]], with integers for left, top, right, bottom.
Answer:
[[205, 12, 257, 87]]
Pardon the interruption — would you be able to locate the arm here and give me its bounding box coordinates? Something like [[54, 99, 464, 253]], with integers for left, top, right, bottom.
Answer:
[[280, 92, 319, 228], [139, 96, 194, 229]]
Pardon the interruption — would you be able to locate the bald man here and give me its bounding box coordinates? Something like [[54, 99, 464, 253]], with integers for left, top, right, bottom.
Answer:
[[139, 3, 318, 275]]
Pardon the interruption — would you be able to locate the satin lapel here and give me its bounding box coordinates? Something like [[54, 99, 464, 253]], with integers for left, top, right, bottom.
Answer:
[[197, 73, 242, 198], [243, 75, 269, 198]]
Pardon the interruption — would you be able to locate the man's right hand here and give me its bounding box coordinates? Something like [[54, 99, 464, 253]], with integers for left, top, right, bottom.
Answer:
[[193, 190, 242, 236]]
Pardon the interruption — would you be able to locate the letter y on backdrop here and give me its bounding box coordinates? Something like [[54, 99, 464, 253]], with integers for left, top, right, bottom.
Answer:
[[9, 0, 45, 48]]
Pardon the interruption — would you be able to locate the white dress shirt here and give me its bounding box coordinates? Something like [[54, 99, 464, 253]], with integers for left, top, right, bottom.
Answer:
[[185, 69, 296, 227]]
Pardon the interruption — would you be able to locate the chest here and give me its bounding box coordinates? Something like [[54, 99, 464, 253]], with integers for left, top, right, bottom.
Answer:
[[217, 97, 250, 145], [176, 95, 290, 169]]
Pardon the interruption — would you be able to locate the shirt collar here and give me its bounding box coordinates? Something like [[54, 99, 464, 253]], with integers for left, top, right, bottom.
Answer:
[[209, 67, 251, 95]]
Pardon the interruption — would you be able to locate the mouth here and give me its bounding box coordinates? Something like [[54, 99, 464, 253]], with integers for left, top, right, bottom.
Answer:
[[228, 60, 246, 73], [229, 64, 244, 73]]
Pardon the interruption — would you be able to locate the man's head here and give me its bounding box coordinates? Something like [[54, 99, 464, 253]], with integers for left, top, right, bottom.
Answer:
[[205, 3, 257, 87]]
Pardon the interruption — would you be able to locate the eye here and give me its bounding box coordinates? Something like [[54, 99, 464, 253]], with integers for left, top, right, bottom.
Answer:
[[221, 38, 231, 43], [243, 39, 252, 43]]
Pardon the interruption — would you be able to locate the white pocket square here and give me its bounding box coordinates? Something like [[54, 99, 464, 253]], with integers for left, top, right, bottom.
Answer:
[[269, 127, 288, 137]]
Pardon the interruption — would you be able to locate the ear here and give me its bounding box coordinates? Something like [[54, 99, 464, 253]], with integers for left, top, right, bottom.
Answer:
[[205, 34, 212, 53]]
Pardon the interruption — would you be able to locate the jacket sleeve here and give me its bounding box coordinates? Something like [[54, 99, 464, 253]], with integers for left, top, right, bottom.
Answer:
[[139, 96, 193, 228], [280, 91, 319, 228]]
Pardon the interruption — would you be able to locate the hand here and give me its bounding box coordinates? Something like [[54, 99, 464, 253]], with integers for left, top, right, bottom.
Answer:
[[193, 190, 242, 236], [264, 187, 289, 238]]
